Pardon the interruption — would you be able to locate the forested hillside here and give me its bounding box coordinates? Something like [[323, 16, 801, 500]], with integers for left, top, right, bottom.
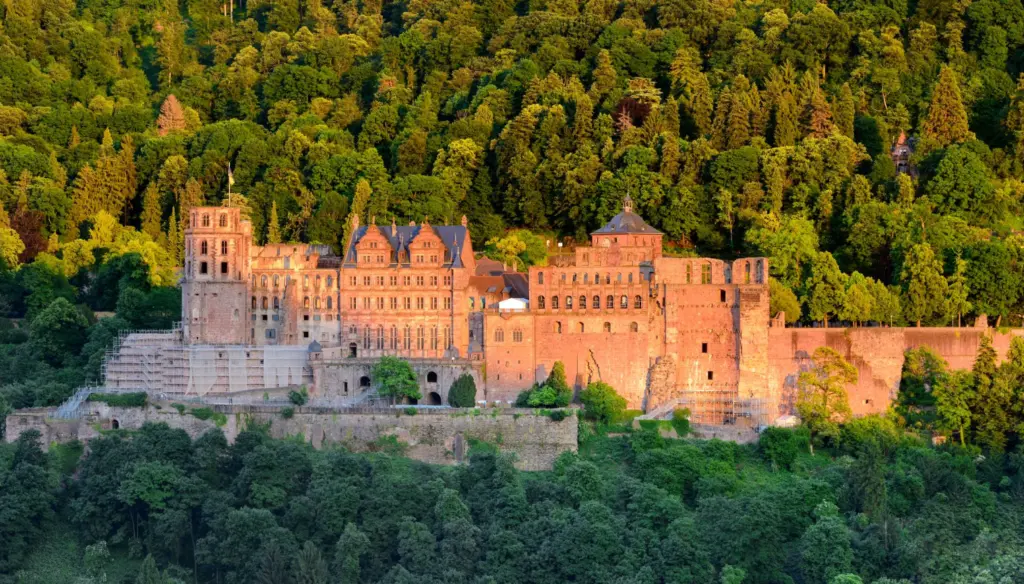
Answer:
[[1, 0, 1024, 332]]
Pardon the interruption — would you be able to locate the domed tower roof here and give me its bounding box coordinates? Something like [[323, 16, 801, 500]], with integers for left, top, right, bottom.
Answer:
[[591, 195, 662, 235]]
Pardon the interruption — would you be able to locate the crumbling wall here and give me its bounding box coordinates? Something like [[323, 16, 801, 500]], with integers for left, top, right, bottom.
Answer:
[[5, 403, 577, 471]]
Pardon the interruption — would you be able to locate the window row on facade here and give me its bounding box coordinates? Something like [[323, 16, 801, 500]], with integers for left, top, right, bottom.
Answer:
[[250, 295, 454, 311], [349, 324, 453, 351], [536, 295, 643, 310], [192, 239, 231, 256], [536, 271, 641, 285], [493, 320, 640, 342], [250, 274, 454, 291]]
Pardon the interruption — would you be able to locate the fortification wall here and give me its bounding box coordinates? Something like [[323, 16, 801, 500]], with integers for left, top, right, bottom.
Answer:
[[767, 326, 1024, 420], [5, 403, 576, 471]]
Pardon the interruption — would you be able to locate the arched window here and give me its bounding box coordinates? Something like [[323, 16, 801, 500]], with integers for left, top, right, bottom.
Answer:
[[251, 296, 257, 309], [538, 272, 544, 284], [201, 241, 208, 255], [274, 275, 280, 287], [261, 275, 267, 287], [219, 214, 227, 227], [390, 326, 399, 350], [538, 295, 545, 309], [303, 275, 309, 288], [603, 322, 611, 333], [377, 326, 385, 350], [628, 273, 633, 283], [273, 296, 279, 309], [607, 295, 614, 309], [417, 326, 425, 350], [745, 262, 752, 284], [580, 295, 587, 309], [326, 297, 333, 309], [572, 273, 578, 283], [630, 322, 639, 332], [578, 322, 585, 333], [593, 295, 600, 309], [583, 273, 589, 284], [616, 273, 622, 282], [202, 214, 210, 227], [261, 297, 268, 309], [605, 274, 611, 284], [403, 326, 411, 350], [552, 296, 559, 309], [566, 296, 573, 309], [314, 297, 321, 309], [469, 297, 475, 310], [303, 296, 310, 308], [555, 322, 562, 333], [316, 275, 321, 288], [620, 295, 628, 309], [635, 295, 642, 309], [363, 326, 371, 349], [594, 273, 599, 283], [430, 326, 438, 349], [513, 329, 523, 343], [427, 371, 438, 383], [495, 328, 504, 343], [326, 276, 333, 288]]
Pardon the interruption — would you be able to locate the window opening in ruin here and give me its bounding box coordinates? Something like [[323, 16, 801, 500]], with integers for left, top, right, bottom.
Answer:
[[428, 392, 442, 405], [630, 322, 638, 332], [221, 240, 228, 254], [427, 371, 438, 383], [513, 329, 523, 342], [566, 296, 573, 309], [538, 296, 545, 309], [580, 295, 587, 309], [720, 289, 727, 302], [603, 322, 611, 333], [702, 264, 711, 284], [349, 343, 357, 358], [555, 322, 562, 333], [702, 342, 708, 353], [538, 272, 544, 284], [635, 295, 642, 309], [552, 296, 559, 309], [200, 262, 208, 274], [707, 371, 714, 380], [202, 214, 210, 227], [201, 241, 208, 254], [495, 328, 504, 342], [219, 214, 227, 227], [220, 262, 228, 274], [360, 376, 370, 387], [578, 322, 585, 333]]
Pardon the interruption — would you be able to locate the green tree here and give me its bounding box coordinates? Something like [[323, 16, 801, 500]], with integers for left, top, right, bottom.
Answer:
[[334, 523, 369, 584], [920, 66, 974, 148], [447, 374, 477, 408], [769, 277, 801, 323], [580, 381, 627, 424], [800, 502, 852, 584], [371, 356, 421, 404], [901, 243, 948, 326], [267, 201, 282, 244], [839, 273, 874, 326], [29, 297, 88, 365], [803, 252, 846, 327], [136, 554, 165, 584], [295, 540, 329, 584], [945, 253, 971, 326], [796, 347, 856, 451], [933, 369, 973, 445], [547, 361, 573, 406]]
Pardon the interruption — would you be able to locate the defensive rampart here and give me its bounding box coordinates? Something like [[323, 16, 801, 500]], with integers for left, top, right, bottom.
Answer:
[[768, 325, 1024, 419], [4, 403, 577, 471]]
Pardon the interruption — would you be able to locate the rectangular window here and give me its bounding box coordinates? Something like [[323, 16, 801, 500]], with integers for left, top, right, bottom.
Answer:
[[417, 297, 424, 310], [390, 297, 398, 310], [350, 276, 357, 286], [443, 275, 452, 286], [430, 297, 438, 310], [720, 289, 727, 303], [376, 297, 384, 310], [390, 276, 398, 286], [701, 342, 708, 354], [416, 276, 425, 286], [303, 315, 310, 321], [362, 298, 370, 309], [349, 298, 357, 309], [443, 297, 451, 310], [707, 371, 714, 381], [200, 262, 208, 274], [363, 276, 371, 286], [303, 331, 310, 338], [314, 315, 321, 321], [403, 276, 411, 286], [404, 297, 412, 310], [430, 276, 438, 286], [221, 241, 228, 254], [220, 262, 228, 274]]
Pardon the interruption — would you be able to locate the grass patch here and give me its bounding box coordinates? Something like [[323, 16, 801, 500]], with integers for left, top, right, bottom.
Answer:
[[368, 435, 408, 456], [87, 392, 147, 408], [190, 407, 227, 427]]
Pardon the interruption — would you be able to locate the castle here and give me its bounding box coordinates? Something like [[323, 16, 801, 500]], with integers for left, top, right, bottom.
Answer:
[[98, 198, 1024, 427]]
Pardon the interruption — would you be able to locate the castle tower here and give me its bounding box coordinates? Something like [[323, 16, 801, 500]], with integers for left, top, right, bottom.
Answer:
[[182, 206, 252, 344]]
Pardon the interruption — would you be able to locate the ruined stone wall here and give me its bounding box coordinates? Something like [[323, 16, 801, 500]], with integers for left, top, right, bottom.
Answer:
[[767, 326, 1024, 421], [5, 403, 576, 471], [312, 357, 483, 405]]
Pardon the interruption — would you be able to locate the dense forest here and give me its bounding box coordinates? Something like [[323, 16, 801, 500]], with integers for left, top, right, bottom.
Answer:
[[3, 401, 1024, 584], [1, 0, 1024, 333]]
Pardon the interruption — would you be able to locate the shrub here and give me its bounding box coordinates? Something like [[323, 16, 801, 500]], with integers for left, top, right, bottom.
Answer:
[[580, 381, 627, 424], [447, 374, 477, 407], [87, 392, 148, 407], [547, 409, 568, 421], [514, 390, 532, 407], [671, 408, 691, 436], [404, 407, 418, 416], [281, 406, 295, 419], [171, 403, 186, 414], [759, 426, 807, 470], [288, 387, 309, 406]]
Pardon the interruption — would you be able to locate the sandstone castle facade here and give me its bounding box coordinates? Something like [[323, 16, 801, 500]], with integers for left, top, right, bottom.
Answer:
[[99, 198, 1023, 427]]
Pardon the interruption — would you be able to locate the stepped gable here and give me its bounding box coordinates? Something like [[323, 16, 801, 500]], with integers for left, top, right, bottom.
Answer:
[[591, 195, 661, 235], [343, 222, 468, 267]]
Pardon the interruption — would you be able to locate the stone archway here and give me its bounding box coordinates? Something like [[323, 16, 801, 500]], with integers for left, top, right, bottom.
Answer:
[[427, 371, 438, 383], [359, 376, 371, 388], [111, 419, 120, 430], [428, 391, 442, 405]]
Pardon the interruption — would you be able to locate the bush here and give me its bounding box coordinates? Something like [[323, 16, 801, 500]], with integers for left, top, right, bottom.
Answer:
[[171, 403, 186, 414], [404, 407, 417, 416], [514, 390, 532, 407], [281, 406, 295, 419], [191, 407, 215, 421], [447, 374, 477, 407], [547, 409, 569, 421], [580, 381, 627, 424], [671, 408, 691, 436], [87, 392, 148, 407], [759, 426, 807, 470], [288, 387, 309, 406]]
